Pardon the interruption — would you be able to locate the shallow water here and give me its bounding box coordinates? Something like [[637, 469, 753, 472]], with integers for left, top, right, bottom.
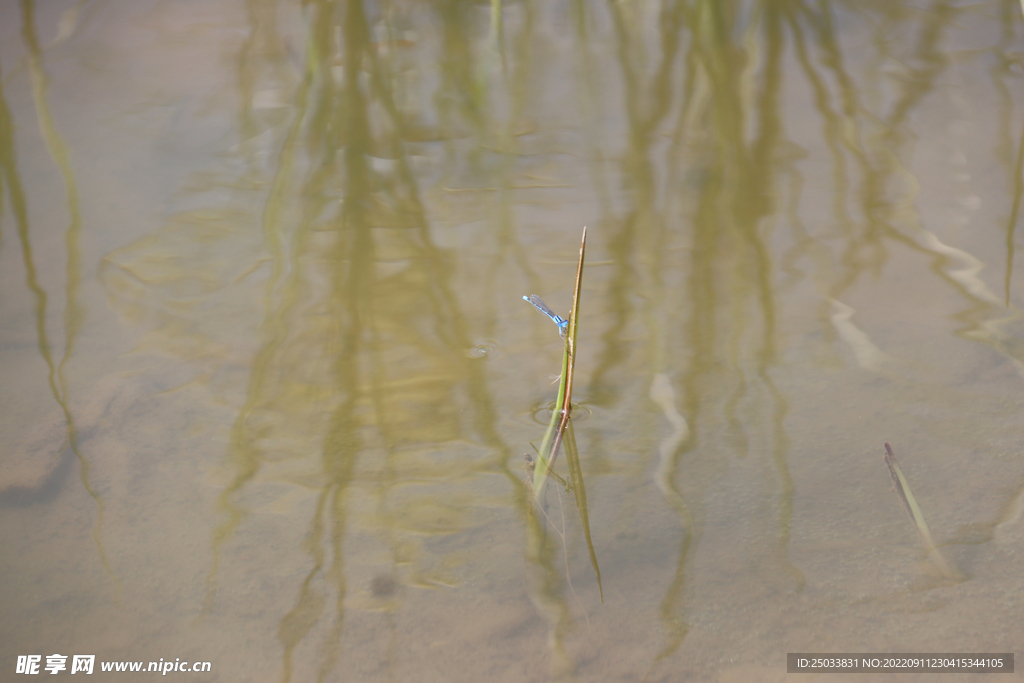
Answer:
[[2, 0, 1024, 681]]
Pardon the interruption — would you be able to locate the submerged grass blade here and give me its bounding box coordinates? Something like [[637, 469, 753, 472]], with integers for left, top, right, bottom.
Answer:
[[883, 442, 959, 580], [563, 419, 602, 602]]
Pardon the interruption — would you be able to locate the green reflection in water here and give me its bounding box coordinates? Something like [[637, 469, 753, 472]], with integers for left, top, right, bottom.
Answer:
[[1, 0, 112, 584], [202, 1, 534, 680], [576, 0, 1023, 676]]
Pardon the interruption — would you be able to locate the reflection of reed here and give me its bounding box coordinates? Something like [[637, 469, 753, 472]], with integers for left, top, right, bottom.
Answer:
[[586, 0, 802, 669], [2, 1, 111, 580], [578, 0, 1021, 672], [995, 1, 1024, 303], [196, 2, 528, 680]]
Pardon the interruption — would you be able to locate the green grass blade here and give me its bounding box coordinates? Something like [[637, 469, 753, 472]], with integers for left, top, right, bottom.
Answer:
[[532, 227, 586, 495]]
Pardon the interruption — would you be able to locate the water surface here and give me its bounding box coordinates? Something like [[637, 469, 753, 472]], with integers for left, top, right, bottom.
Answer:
[[2, 1, 1024, 681]]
